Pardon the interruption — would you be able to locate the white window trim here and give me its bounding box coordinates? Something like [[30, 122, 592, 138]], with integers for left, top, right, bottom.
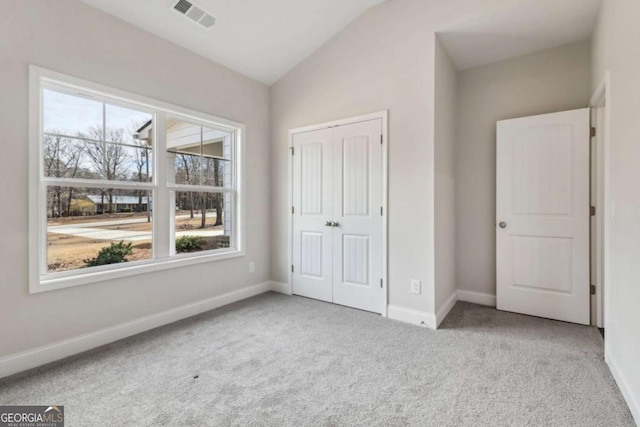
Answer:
[[29, 65, 246, 294]]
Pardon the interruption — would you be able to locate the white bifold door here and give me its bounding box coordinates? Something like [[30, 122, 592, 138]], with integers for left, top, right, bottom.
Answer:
[[292, 119, 383, 313], [496, 108, 590, 325]]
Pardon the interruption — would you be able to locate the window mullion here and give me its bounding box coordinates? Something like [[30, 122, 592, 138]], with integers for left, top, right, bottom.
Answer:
[[232, 130, 240, 251], [154, 111, 171, 259], [42, 177, 155, 190], [39, 180, 48, 277], [166, 184, 234, 193], [102, 102, 107, 180], [43, 132, 149, 150]]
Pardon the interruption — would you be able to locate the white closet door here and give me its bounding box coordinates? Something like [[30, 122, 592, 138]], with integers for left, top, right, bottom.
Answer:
[[332, 120, 383, 313], [496, 108, 590, 325], [292, 128, 333, 302]]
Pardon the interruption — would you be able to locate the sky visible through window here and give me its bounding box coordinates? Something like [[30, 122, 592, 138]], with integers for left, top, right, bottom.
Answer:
[[43, 89, 151, 141]]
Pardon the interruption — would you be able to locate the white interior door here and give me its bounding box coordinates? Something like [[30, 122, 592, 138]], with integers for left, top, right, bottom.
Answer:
[[332, 120, 383, 313], [496, 108, 590, 325], [292, 118, 384, 314], [292, 128, 333, 302]]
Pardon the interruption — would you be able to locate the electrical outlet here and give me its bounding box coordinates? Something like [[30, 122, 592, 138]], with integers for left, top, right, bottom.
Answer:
[[249, 262, 255, 273], [411, 279, 421, 294]]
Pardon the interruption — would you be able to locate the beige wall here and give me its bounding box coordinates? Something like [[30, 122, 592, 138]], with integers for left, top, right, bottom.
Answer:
[[433, 37, 458, 313], [591, 0, 640, 421], [0, 0, 270, 357], [455, 41, 592, 298], [270, 0, 523, 315]]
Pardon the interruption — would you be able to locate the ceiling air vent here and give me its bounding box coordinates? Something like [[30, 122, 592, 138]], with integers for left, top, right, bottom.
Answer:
[[173, 0, 192, 14], [198, 14, 216, 29], [172, 0, 216, 30], [186, 5, 206, 22]]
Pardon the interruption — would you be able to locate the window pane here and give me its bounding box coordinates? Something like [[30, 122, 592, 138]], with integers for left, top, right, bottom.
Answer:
[[43, 89, 102, 136], [106, 104, 153, 145], [167, 118, 233, 187], [43, 136, 101, 179], [173, 151, 200, 186], [113, 144, 153, 182], [46, 187, 153, 273], [43, 89, 154, 183], [173, 191, 231, 254], [68, 141, 153, 182], [201, 157, 231, 187]]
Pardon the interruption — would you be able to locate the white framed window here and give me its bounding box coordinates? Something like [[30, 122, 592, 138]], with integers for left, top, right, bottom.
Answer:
[[29, 66, 245, 293]]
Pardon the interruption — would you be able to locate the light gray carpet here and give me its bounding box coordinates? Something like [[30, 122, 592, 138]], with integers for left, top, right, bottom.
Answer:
[[0, 293, 633, 426]]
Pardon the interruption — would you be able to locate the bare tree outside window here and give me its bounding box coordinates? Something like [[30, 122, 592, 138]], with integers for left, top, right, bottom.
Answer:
[[177, 153, 199, 219], [43, 133, 84, 217], [80, 127, 130, 213]]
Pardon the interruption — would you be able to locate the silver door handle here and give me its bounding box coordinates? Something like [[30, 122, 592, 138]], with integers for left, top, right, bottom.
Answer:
[[324, 220, 332, 227], [498, 221, 507, 229], [331, 221, 340, 227]]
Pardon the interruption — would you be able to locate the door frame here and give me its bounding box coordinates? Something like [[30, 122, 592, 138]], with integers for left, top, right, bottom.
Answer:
[[590, 72, 611, 331], [286, 111, 389, 316]]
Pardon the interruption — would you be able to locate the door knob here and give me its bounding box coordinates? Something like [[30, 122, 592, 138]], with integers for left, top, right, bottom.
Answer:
[[498, 221, 507, 229], [331, 221, 340, 227], [324, 220, 332, 227]]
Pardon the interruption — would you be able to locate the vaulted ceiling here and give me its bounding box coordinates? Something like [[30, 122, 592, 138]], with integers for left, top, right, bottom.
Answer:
[[81, 0, 603, 84], [81, 0, 386, 85]]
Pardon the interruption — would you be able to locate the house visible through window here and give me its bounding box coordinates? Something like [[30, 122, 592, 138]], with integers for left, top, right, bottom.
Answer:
[[138, 118, 234, 254], [31, 67, 243, 292]]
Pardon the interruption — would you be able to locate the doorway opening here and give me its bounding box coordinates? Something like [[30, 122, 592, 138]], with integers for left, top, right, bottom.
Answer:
[[590, 72, 610, 335]]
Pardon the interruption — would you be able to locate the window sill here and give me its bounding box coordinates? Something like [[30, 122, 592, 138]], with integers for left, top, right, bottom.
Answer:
[[31, 249, 245, 294]]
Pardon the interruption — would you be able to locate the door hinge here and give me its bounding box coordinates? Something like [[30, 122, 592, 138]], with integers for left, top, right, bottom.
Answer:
[[292, 206, 295, 214], [380, 134, 383, 145], [380, 278, 383, 288], [590, 206, 596, 216], [291, 265, 294, 273], [590, 284, 596, 295], [591, 127, 596, 137], [290, 147, 295, 156], [380, 206, 383, 216]]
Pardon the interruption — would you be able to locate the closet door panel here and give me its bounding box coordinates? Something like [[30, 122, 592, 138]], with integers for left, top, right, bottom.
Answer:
[[292, 129, 333, 302], [331, 120, 383, 313]]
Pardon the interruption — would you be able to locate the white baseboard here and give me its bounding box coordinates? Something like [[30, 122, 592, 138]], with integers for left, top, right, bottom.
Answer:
[[270, 281, 292, 295], [387, 305, 436, 329], [606, 349, 640, 425], [436, 291, 458, 327], [0, 281, 273, 380], [457, 289, 496, 307]]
